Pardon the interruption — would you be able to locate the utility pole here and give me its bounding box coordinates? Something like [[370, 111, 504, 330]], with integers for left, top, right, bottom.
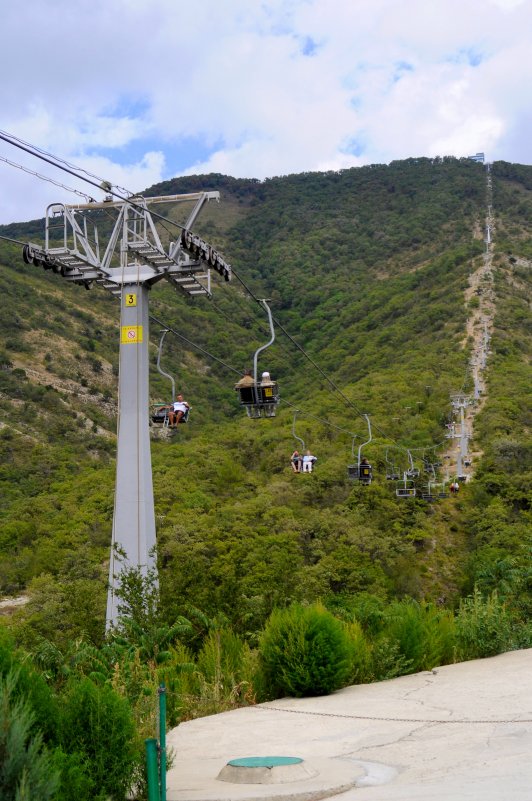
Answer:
[[22, 190, 231, 629]]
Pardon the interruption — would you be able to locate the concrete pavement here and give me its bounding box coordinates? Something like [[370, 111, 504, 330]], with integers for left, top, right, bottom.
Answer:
[[166, 648, 532, 801]]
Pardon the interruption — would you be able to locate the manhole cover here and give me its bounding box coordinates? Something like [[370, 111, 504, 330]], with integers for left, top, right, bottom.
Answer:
[[217, 755, 318, 784]]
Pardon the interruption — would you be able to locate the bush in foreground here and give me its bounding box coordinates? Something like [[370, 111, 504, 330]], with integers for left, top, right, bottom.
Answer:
[[258, 602, 354, 697]]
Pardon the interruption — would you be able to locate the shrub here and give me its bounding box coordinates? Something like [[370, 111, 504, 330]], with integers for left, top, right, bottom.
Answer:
[[194, 628, 256, 712], [454, 588, 516, 660], [380, 600, 455, 673], [258, 602, 354, 697], [344, 620, 372, 684], [0, 670, 59, 801], [0, 630, 61, 744], [60, 678, 137, 801], [369, 636, 413, 681], [50, 750, 93, 801]]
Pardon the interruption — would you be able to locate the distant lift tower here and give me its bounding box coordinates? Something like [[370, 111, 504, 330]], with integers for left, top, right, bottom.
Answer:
[[22, 190, 231, 629], [450, 394, 470, 481]]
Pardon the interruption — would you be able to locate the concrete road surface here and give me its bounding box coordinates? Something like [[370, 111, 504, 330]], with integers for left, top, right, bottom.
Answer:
[[166, 648, 532, 801]]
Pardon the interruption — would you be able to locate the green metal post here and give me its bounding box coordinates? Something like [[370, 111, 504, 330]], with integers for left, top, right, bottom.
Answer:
[[159, 684, 167, 801], [145, 738, 159, 801]]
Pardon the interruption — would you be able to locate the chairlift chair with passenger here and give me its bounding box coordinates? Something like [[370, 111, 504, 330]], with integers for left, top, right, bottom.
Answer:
[[150, 329, 190, 426], [235, 299, 280, 419], [347, 415, 373, 484], [291, 410, 318, 473]]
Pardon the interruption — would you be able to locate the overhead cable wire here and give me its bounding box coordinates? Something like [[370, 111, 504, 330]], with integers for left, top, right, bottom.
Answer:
[[205, 294, 296, 366], [0, 129, 199, 236], [230, 266, 361, 404], [148, 315, 430, 454], [0, 233, 27, 246], [149, 313, 242, 377], [0, 132, 209, 289], [279, 398, 359, 439], [0, 129, 122, 200], [0, 128, 132, 196], [149, 314, 434, 453], [149, 316, 366, 440], [0, 154, 95, 202], [0, 129, 184, 238], [150, 315, 366, 440]]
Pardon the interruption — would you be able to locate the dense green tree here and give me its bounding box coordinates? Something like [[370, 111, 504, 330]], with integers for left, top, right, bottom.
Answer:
[[258, 602, 354, 697]]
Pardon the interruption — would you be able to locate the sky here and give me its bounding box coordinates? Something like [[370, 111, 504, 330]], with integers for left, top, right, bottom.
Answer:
[[1, 0, 531, 224]]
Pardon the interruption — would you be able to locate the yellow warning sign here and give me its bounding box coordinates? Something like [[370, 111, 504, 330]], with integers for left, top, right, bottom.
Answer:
[[121, 325, 143, 344], [125, 293, 137, 307]]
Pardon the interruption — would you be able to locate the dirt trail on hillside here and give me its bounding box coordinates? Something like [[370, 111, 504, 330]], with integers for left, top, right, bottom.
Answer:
[[442, 166, 495, 483]]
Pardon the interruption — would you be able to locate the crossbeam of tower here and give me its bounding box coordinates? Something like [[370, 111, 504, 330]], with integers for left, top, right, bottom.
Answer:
[[22, 190, 231, 629]]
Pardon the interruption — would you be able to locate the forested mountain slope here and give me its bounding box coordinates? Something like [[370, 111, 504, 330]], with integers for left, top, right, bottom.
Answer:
[[0, 157, 529, 648]]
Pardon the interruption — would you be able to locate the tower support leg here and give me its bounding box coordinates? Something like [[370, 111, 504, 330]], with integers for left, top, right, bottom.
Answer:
[[106, 284, 156, 630]]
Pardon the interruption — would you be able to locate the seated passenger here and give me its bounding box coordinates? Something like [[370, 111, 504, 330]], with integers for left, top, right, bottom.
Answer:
[[234, 369, 255, 389], [291, 450, 303, 473], [169, 394, 189, 427], [302, 450, 317, 473]]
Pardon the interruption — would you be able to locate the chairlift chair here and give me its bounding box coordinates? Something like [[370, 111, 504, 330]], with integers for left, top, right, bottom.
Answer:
[[151, 403, 190, 426], [385, 448, 401, 481], [423, 460, 437, 480], [350, 462, 373, 484], [291, 411, 317, 473], [404, 450, 420, 479], [236, 379, 280, 418], [347, 415, 373, 484], [421, 481, 439, 502], [386, 471, 401, 481], [235, 299, 280, 419], [150, 330, 189, 427], [151, 402, 170, 426], [396, 478, 416, 498]]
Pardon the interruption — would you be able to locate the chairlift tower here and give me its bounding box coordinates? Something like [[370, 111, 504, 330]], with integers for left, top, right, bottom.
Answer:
[[22, 190, 231, 629], [450, 394, 471, 480]]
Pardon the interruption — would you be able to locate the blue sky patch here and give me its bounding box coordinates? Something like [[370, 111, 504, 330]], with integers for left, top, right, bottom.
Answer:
[[392, 61, 414, 83], [85, 134, 221, 176], [300, 35, 319, 56], [341, 137, 365, 157], [102, 95, 151, 121], [449, 47, 484, 67]]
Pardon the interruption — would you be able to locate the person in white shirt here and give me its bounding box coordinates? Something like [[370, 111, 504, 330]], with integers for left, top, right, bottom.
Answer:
[[302, 450, 317, 473], [169, 394, 189, 427]]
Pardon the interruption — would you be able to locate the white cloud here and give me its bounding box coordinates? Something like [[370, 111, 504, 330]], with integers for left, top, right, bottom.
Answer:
[[1, 0, 532, 223], [488, 0, 527, 8]]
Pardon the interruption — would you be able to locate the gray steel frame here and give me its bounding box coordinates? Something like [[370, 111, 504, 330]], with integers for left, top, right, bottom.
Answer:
[[23, 191, 230, 631]]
